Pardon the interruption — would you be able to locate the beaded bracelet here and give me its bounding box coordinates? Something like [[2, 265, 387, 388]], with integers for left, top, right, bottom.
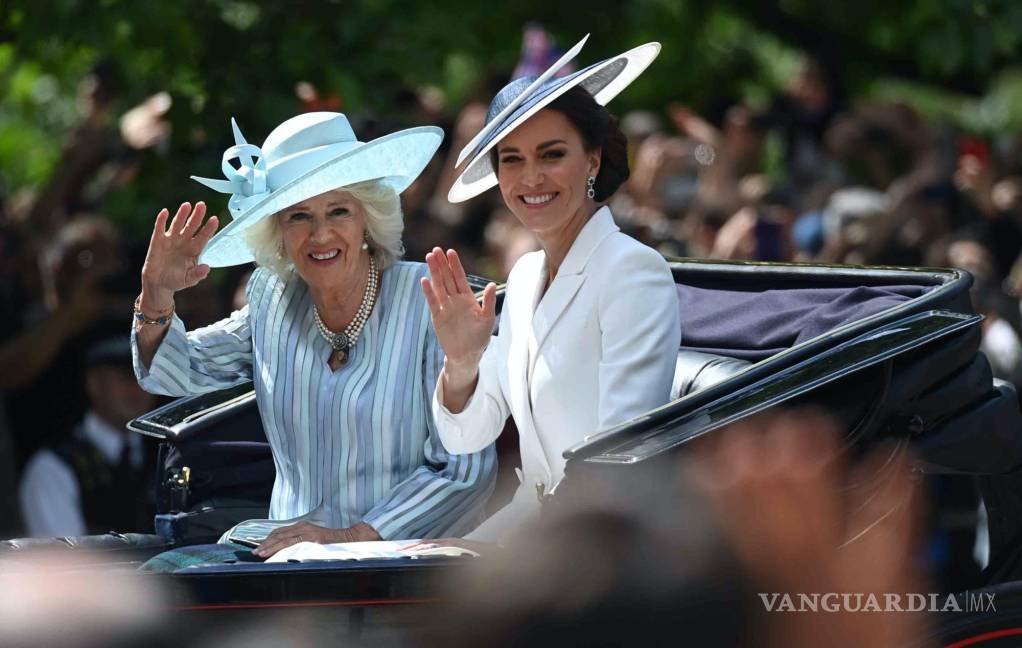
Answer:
[[133, 295, 174, 326]]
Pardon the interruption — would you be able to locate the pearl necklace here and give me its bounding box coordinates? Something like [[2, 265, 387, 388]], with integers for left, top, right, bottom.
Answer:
[[313, 256, 379, 365]]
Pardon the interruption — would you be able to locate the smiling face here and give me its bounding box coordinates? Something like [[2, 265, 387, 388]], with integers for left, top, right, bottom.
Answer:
[[495, 108, 601, 239], [278, 188, 368, 291]]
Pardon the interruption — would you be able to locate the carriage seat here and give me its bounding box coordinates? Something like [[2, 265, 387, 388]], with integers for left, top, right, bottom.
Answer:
[[0, 532, 170, 565], [671, 350, 752, 399]]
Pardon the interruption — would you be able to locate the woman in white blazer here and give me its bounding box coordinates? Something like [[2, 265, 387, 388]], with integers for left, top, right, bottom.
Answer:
[[421, 37, 680, 543]]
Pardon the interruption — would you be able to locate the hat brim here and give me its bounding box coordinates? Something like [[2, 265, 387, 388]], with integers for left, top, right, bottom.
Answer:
[[198, 126, 443, 268], [455, 34, 589, 168], [448, 42, 660, 204]]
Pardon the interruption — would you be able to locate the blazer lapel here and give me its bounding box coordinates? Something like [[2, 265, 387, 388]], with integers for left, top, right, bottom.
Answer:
[[531, 275, 585, 357], [505, 254, 553, 482], [530, 207, 619, 357], [505, 252, 543, 424], [503, 208, 620, 488]]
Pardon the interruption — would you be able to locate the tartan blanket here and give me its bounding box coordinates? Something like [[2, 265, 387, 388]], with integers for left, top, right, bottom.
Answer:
[[139, 542, 259, 572]]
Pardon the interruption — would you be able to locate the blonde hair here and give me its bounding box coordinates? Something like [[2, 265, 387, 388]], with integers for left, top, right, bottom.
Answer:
[[243, 180, 404, 278]]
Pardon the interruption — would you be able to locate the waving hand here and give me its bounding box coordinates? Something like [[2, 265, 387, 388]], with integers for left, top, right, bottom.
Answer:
[[421, 247, 496, 369]]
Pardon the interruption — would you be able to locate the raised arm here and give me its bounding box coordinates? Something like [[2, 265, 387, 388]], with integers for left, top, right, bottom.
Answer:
[[130, 202, 254, 396], [420, 247, 496, 413], [422, 248, 511, 454], [135, 201, 218, 369]]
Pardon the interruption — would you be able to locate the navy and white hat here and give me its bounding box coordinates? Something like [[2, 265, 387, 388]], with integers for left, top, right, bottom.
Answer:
[[448, 35, 661, 203]]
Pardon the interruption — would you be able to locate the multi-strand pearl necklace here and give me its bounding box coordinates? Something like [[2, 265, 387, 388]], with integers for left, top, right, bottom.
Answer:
[[313, 255, 379, 366]]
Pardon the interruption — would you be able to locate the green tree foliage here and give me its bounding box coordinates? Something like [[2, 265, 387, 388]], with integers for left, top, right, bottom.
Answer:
[[2, 0, 1022, 237]]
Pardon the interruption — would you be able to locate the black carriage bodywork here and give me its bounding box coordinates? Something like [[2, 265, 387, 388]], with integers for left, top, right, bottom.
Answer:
[[5, 258, 1022, 641]]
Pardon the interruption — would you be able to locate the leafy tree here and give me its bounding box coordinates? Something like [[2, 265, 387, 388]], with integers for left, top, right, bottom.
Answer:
[[2, 0, 1022, 238]]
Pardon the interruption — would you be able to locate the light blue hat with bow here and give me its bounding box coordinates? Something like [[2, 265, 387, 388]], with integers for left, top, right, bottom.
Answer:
[[192, 112, 443, 267]]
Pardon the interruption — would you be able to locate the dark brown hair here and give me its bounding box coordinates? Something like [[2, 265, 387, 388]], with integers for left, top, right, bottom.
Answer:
[[491, 85, 630, 202]]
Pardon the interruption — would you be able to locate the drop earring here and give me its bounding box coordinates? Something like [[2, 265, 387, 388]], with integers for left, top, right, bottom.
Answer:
[[586, 175, 596, 200], [361, 234, 370, 251]]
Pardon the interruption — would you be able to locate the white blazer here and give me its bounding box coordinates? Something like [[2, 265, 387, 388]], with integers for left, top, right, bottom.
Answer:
[[433, 207, 681, 541]]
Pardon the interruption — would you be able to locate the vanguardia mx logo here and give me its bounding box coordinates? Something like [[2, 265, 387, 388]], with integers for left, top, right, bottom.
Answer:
[[757, 592, 997, 613]]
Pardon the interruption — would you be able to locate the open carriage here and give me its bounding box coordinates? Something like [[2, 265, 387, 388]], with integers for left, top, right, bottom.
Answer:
[[4, 258, 1022, 645]]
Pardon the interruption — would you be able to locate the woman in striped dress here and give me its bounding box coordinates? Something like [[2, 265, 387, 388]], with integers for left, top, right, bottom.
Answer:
[[132, 112, 495, 560]]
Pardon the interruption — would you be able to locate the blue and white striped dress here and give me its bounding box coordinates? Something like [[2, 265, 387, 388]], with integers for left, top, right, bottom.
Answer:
[[131, 262, 496, 539]]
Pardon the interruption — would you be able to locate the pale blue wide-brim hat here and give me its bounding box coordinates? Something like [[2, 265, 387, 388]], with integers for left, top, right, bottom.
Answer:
[[448, 35, 660, 203], [193, 112, 443, 267]]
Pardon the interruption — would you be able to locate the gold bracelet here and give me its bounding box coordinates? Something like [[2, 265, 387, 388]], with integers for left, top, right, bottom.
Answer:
[[133, 294, 174, 326]]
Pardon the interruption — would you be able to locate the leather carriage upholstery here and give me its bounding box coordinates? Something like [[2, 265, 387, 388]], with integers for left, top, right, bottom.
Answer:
[[671, 350, 751, 400]]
